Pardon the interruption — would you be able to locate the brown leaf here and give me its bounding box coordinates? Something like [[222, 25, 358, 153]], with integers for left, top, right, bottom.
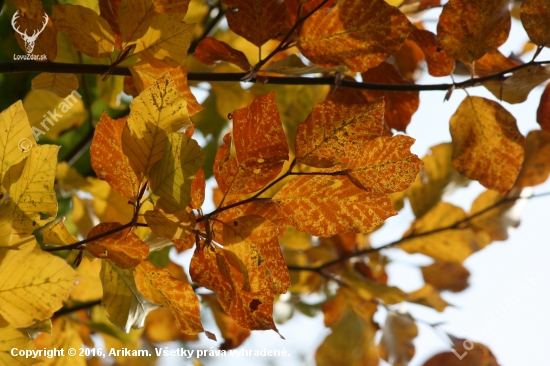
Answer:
[[90, 113, 140, 201], [537, 83, 550, 133], [295, 99, 384, 168], [521, 0, 550, 47], [298, 0, 411, 72], [515, 130, 550, 187], [135, 261, 204, 335], [421, 261, 470, 292], [410, 28, 455, 77], [437, 0, 511, 64], [274, 175, 397, 237], [361, 62, 420, 132], [378, 311, 418, 366], [423, 340, 500, 366], [86, 222, 149, 269], [392, 39, 424, 80], [450, 96, 524, 194], [225, 0, 288, 47], [194, 37, 251, 71], [13, 0, 57, 61]]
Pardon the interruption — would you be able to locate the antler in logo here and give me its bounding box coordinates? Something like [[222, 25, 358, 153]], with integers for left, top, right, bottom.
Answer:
[[11, 11, 48, 54]]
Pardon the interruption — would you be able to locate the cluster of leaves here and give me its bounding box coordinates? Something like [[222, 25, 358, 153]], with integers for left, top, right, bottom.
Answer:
[[1, 0, 550, 365]]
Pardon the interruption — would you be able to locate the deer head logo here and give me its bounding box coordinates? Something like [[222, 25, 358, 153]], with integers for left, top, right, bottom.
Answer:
[[11, 11, 48, 54]]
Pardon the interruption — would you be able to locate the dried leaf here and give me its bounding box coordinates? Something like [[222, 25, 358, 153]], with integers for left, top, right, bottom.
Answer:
[[194, 37, 251, 70], [450, 96, 524, 194], [520, 0, 550, 47], [515, 130, 550, 187], [298, 0, 411, 72], [537, 83, 550, 133]]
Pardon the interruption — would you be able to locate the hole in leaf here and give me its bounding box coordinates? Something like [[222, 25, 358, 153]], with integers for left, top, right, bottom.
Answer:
[[249, 298, 261, 312]]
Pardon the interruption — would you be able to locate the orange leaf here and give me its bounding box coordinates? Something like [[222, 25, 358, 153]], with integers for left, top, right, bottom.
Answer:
[[361, 62, 419, 132], [521, 0, 550, 47], [189, 167, 205, 209], [135, 261, 204, 335], [90, 113, 140, 201], [225, 0, 288, 47], [273, 175, 397, 237], [450, 96, 524, 194], [221, 215, 290, 295], [298, 0, 411, 72], [86, 222, 149, 269], [515, 130, 550, 188], [202, 294, 251, 350], [473, 50, 521, 77], [537, 83, 550, 133], [346, 135, 423, 194], [144, 208, 196, 240], [410, 28, 455, 77], [437, 0, 511, 64], [295, 99, 384, 168], [194, 37, 251, 71], [214, 92, 289, 194], [392, 39, 424, 80]]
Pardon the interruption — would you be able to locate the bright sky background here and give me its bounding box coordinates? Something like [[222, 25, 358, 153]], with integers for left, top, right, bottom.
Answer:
[[159, 8, 550, 366]]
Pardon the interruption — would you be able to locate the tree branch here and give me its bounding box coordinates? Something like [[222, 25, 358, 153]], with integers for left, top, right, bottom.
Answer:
[[53, 300, 102, 318], [2, 59, 548, 92], [287, 191, 550, 272]]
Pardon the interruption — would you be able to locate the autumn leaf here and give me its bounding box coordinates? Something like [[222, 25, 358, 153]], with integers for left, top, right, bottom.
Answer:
[[409, 28, 455, 77], [298, 0, 411, 72], [401, 202, 488, 263], [52, 4, 115, 58], [422, 261, 470, 293], [515, 130, 550, 188], [450, 96, 524, 194], [0, 325, 37, 366], [189, 168, 205, 209], [149, 133, 205, 213], [423, 339, 500, 366], [33, 317, 86, 366], [0, 244, 80, 328], [202, 294, 250, 350], [194, 37, 251, 71], [13, 0, 57, 61], [225, 0, 287, 47], [87, 222, 149, 268], [437, 0, 511, 64], [122, 72, 194, 176], [31, 73, 79, 98], [0, 101, 36, 190], [5, 145, 59, 234], [135, 261, 204, 334], [520, 0, 550, 47], [361, 62, 420, 132], [70, 257, 103, 302], [100, 260, 159, 333], [274, 175, 397, 237], [214, 92, 289, 194], [144, 208, 196, 240], [341, 266, 407, 305], [378, 311, 418, 366], [295, 99, 383, 168], [537, 83, 550, 133], [43, 218, 78, 246], [91, 113, 140, 201], [407, 284, 450, 312]]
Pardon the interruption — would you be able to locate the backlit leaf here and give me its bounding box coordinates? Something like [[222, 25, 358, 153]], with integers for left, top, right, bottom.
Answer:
[[144, 208, 196, 240], [194, 37, 251, 71], [225, 0, 287, 47], [422, 340, 500, 366], [450, 96, 524, 194], [100, 260, 159, 333], [43, 219, 78, 246], [401, 202, 487, 263], [346, 135, 423, 194], [482, 64, 550, 104], [87, 222, 149, 269], [0, 325, 37, 366], [122, 73, 193, 176], [378, 311, 418, 366], [32, 317, 85, 366], [0, 101, 35, 190], [202, 294, 251, 350], [52, 4, 115, 58], [149, 133, 205, 213], [189, 168, 205, 209], [91, 113, 140, 201], [31, 73, 79, 98], [341, 266, 407, 305], [410, 28, 455, 77], [0, 244, 80, 328], [437, 0, 511, 64], [295, 99, 383, 168], [407, 284, 450, 312], [515, 130, 550, 188], [274, 175, 397, 237], [13, 0, 57, 61], [135, 261, 204, 334], [361, 62, 420, 132], [298, 0, 411, 72], [6, 145, 59, 234], [537, 83, 550, 133], [421, 261, 470, 293], [520, 0, 550, 47], [70, 257, 103, 302]]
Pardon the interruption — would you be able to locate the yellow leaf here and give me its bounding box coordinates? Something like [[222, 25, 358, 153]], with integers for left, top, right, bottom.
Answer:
[[43, 219, 78, 246], [0, 244, 80, 328], [33, 317, 85, 366], [149, 133, 205, 213], [378, 311, 418, 366], [450, 96, 524, 194], [23, 90, 86, 141], [144, 208, 196, 240], [341, 266, 407, 305], [21, 318, 52, 340], [0, 325, 37, 366], [121, 73, 193, 176], [6, 145, 59, 235], [279, 226, 313, 251], [52, 4, 115, 58], [0, 202, 12, 247], [482, 64, 550, 104], [0, 101, 36, 190], [401, 202, 487, 263], [31, 73, 79, 98], [70, 257, 103, 302], [133, 14, 195, 67], [135, 261, 204, 334], [407, 284, 450, 312], [100, 260, 159, 332], [119, 0, 158, 47], [144, 307, 199, 343]]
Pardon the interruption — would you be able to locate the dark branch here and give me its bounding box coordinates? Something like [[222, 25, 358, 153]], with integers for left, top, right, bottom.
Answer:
[[53, 300, 102, 318]]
